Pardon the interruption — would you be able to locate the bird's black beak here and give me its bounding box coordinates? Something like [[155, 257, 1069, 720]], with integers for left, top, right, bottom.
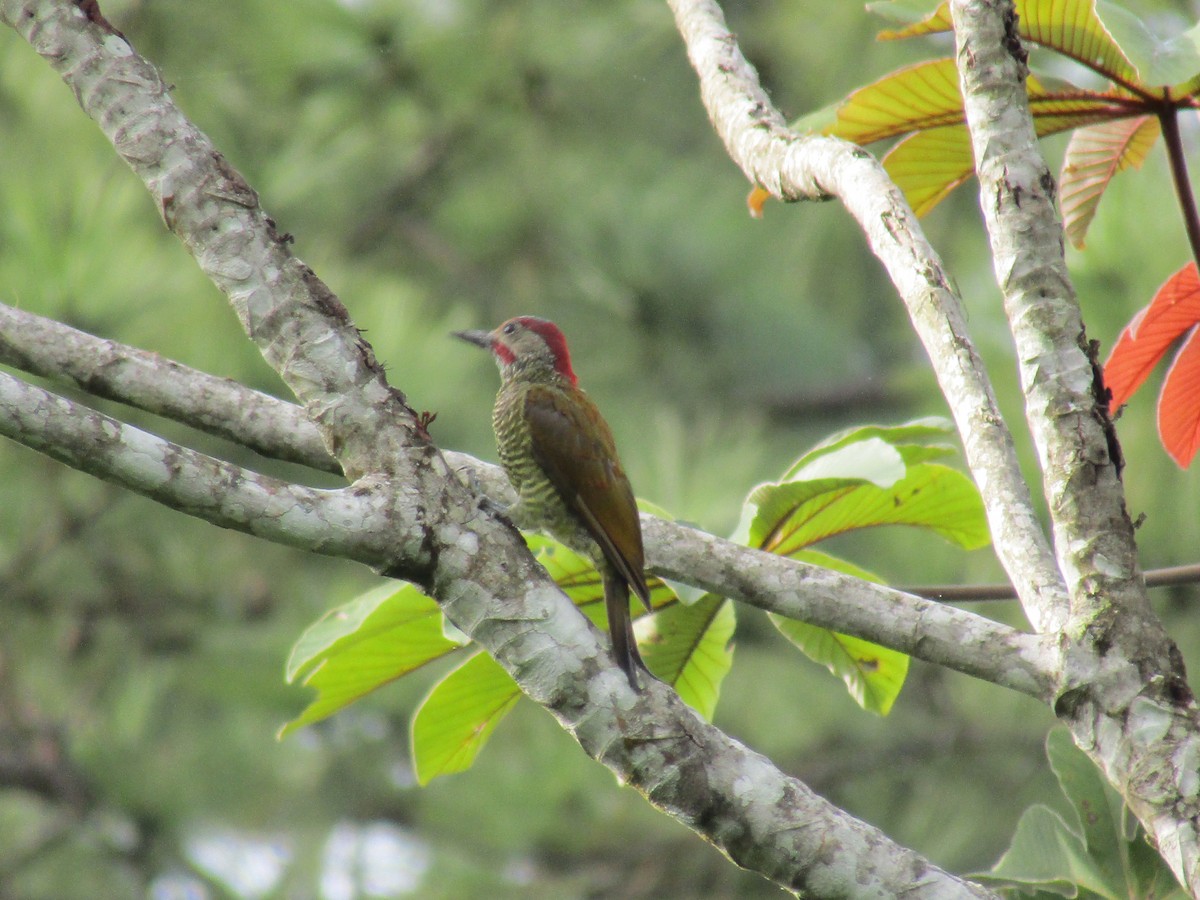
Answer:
[[453, 329, 493, 350]]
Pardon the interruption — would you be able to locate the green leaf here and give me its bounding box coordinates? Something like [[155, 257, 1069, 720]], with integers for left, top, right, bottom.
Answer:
[[740, 421, 988, 717], [1094, 0, 1200, 87], [639, 594, 734, 720], [279, 583, 463, 738], [790, 438, 905, 487], [770, 614, 909, 716], [1061, 115, 1160, 249], [979, 804, 1115, 897], [411, 652, 521, 784], [1046, 729, 1126, 894], [785, 426, 956, 486], [768, 549, 908, 715]]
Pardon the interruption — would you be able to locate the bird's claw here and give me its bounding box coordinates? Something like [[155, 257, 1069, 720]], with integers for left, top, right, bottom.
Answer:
[[459, 466, 522, 533], [479, 494, 520, 533]]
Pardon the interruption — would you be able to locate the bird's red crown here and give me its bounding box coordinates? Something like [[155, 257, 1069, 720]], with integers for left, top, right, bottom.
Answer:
[[503, 316, 578, 386]]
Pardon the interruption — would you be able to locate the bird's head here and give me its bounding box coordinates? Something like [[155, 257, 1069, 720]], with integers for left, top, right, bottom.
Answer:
[[454, 316, 578, 386]]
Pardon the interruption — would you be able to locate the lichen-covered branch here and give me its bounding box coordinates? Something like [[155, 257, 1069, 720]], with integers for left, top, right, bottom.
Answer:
[[948, 0, 1200, 889], [666, 0, 1068, 633], [0, 301, 339, 474], [0, 370, 394, 562]]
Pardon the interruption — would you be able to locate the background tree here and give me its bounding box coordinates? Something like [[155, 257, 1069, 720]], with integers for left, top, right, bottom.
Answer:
[[1, 0, 1199, 897]]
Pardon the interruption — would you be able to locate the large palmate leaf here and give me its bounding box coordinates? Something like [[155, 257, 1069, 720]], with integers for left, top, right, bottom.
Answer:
[[280, 582, 465, 738], [826, 0, 1200, 242], [798, 57, 1150, 218], [411, 651, 521, 785], [779, 417, 956, 481], [1062, 115, 1160, 248], [873, 0, 1142, 86], [747, 458, 989, 556], [741, 420, 987, 713]]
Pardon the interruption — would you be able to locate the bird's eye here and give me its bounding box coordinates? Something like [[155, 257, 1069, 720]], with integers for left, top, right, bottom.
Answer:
[[502, 322, 517, 335]]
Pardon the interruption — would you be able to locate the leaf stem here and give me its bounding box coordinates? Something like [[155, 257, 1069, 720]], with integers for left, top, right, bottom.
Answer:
[[1159, 103, 1200, 270]]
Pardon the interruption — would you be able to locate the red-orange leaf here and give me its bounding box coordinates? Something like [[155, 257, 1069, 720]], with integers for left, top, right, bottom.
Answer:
[[1158, 326, 1200, 467], [1061, 115, 1160, 249], [1104, 263, 1200, 410]]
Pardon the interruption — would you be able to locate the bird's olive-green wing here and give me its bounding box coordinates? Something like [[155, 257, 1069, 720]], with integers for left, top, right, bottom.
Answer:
[[523, 385, 650, 608]]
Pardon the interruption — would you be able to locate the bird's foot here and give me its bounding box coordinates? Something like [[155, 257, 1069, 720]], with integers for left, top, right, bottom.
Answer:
[[458, 466, 520, 532], [480, 495, 520, 533]]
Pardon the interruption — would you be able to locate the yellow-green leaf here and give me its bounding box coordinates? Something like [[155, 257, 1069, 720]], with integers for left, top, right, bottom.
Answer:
[[748, 462, 990, 557], [883, 126, 975, 216], [279, 583, 463, 738], [873, 0, 1142, 88], [530, 536, 675, 628], [871, 0, 952, 40], [825, 59, 965, 146], [811, 56, 1134, 217], [1023, 0, 1139, 86], [1061, 115, 1160, 248], [411, 652, 521, 784]]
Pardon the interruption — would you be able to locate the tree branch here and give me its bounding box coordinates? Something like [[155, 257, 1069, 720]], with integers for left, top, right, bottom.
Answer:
[[0, 301, 338, 474], [0, 370, 394, 563], [949, 0, 1200, 890], [665, 0, 1070, 634], [644, 518, 1056, 698]]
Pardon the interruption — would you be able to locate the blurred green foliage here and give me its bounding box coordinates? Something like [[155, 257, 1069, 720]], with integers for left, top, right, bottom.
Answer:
[[1, 0, 1198, 896]]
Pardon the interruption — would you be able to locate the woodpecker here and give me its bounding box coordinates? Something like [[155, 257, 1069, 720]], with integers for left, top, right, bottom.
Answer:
[[454, 316, 651, 689]]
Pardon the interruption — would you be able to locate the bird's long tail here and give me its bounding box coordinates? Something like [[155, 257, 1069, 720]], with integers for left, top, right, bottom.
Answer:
[[603, 567, 648, 690]]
